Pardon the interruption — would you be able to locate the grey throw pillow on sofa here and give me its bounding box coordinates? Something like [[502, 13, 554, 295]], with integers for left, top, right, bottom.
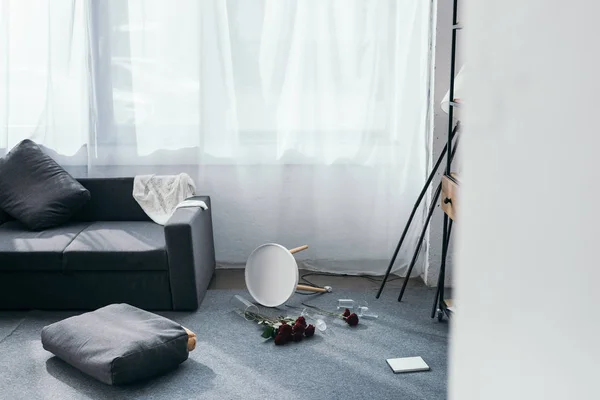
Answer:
[[41, 304, 190, 385], [0, 139, 90, 230], [0, 207, 12, 225]]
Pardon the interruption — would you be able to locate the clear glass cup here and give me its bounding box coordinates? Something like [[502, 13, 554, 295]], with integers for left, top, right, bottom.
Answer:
[[356, 300, 378, 319], [301, 308, 327, 332], [337, 299, 355, 310], [230, 295, 259, 321]]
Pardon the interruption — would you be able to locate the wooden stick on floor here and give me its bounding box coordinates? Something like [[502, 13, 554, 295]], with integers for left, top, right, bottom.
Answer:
[[288, 246, 328, 292], [296, 284, 328, 293], [289, 245, 309, 254]]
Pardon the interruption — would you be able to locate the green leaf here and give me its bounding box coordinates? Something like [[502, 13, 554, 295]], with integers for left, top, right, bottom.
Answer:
[[262, 326, 274, 339]]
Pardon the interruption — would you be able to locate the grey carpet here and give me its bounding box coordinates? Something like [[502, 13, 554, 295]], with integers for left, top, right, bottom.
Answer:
[[0, 286, 448, 400]]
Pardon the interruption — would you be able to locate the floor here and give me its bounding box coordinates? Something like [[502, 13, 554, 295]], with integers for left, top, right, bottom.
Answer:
[[0, 271, 449, 400]]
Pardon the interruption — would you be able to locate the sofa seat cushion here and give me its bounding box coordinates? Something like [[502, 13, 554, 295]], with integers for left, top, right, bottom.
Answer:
[[63, 221, 168, 271], [0, 221, 90, 271]]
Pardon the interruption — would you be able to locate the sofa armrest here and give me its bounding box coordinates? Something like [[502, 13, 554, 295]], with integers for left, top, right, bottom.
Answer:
[[164, 196, 216, 310]]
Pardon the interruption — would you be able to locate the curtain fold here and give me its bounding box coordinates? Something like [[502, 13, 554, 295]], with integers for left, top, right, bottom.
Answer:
[[0, 0, 432, 276]]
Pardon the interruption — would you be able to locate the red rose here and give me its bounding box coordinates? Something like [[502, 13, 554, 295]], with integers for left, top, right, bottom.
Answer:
[[292, 331, 304, 342], [342, 308, 351, 318], [274, 335, 287, 345], [295, 316, 307, 327], [292, 322, 305, 334], [278, 323, 293, 338], [304, 324, 315, 337], [344, 313, 359, 327]]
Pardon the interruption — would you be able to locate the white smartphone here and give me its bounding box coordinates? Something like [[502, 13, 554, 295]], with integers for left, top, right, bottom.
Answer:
[[386, 356, 430, 373]]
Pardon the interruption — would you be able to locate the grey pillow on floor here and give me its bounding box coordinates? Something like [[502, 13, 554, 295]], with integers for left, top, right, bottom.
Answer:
[[41, 304, 189, 385]]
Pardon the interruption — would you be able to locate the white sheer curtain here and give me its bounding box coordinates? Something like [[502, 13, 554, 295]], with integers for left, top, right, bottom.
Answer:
[[0, 0, 90, 156], [0, 0, 432, 276], [103, 0, 239, 160]]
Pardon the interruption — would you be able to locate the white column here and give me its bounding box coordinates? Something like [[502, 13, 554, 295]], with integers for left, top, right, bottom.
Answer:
[[451, 1, 600, 399]]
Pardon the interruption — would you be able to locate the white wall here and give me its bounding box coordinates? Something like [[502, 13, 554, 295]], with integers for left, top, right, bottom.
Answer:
[[451, 1, 600, 399], [423, 0, 453, 286], [425, 0, 464, 287]]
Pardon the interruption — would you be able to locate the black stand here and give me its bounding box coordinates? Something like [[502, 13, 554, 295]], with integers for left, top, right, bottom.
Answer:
[[432, 217, 453, 320], [377, 0, 461, 311], [375, 124, 459, 300], [396, 135, 459, 302], [432, 0, 460, 321]]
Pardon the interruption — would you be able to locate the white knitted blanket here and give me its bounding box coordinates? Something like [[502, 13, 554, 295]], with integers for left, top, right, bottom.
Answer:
[[132, 173, 207, 225]]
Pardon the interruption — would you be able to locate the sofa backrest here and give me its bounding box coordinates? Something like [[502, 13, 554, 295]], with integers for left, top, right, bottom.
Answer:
[[72, 178, 151, 222]]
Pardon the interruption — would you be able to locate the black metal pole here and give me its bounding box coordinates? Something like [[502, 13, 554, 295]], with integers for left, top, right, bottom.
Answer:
[[430, 218, 447, 318], [430, 0, 459, 319], [431, 275, 441, 318], [437, 218, 452, 318], [396, 182, 442, 302], [431, 215, 450, 317], [376, 124, 460, 299], [396, 133, 461, 302], [432, 218, 453, 318], [446, 0, 458, 175]]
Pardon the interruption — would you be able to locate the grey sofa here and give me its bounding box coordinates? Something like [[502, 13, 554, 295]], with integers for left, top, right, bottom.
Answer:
[[0, 177, 216, 311]]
